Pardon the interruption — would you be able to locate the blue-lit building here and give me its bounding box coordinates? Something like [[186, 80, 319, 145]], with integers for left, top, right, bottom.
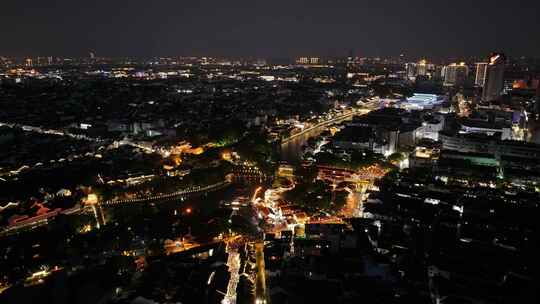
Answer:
[[400, 93, 445, 111]]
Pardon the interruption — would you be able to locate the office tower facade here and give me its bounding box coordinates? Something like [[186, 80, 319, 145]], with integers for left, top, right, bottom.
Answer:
[[296, 57, 309, 64], [416, 59, 434, 77], [443, 62, 469, 87], [296, 57, 321, 65], [475, 63, 488, 87], [416, 60, 429, 76], [406, 63, 417, 80], [481, 53, 506, 102], [405, 59, 435, 81]]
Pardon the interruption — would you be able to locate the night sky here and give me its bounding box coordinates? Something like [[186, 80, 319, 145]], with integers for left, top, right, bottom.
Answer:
[[2, 0, 540, 59]]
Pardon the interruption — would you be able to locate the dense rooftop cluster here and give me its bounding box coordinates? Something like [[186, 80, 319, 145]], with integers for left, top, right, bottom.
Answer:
[[1, 55, 540, 303]]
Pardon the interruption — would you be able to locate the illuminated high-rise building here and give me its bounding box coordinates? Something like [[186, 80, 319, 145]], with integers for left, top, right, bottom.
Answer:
[[475, 62, 488, 87], [416, 59, 430, 76], [296, 57, 309, 65], [481, 53, 506, 102], [443, 62, 469, 87], [347, 49, 354, 67], [25, 58, 33, 67], [405, 59, 435, 81], [406, 63, 416, 80], [296, 56, 322, 65]]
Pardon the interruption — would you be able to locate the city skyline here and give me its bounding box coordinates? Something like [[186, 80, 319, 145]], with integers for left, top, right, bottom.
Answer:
[[2, 0, 540, 59], [1, 2, 540, 303]]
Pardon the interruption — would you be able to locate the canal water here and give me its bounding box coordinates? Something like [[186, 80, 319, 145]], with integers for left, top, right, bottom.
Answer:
[[281, 115, 540, 164], [279, 116, 353, 164], [280, 128, 325, 164]]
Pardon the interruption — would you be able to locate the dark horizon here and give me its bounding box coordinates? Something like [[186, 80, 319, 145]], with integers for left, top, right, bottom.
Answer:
[[2, 0, 540, 60]]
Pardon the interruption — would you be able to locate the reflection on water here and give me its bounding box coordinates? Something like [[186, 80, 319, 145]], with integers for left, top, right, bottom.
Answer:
[[281, 117, 540, 165], [279, 116, 354, 164], [280, 128, 323, 164]]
